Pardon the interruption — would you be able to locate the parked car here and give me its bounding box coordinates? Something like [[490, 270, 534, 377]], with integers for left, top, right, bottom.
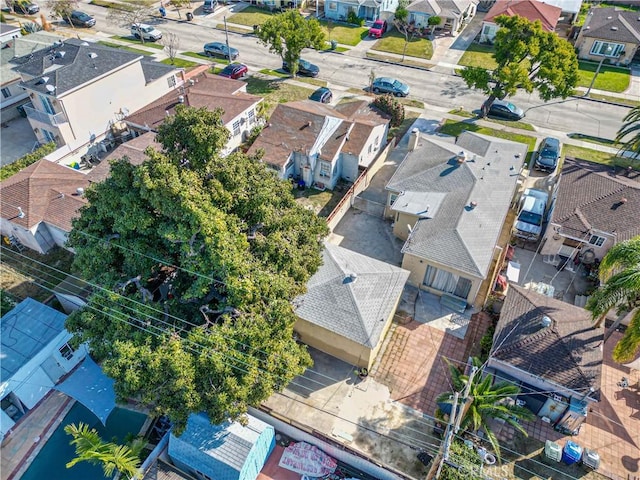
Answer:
[[218, 63, 248, 79], [513, 188, 549, 241], [13, 0, 39, 14], [309, 87, 333, 104], [535, 137, 561, 173], [203, 41, 239, 60], [203, 0, 217, 12], [131, 23, 162, 41], [65, 10, 96, 27], [486, 99, 524, 120], [282, 58, 319, 77], [369, 19, 387, 38], [371, 77, 410, 97]]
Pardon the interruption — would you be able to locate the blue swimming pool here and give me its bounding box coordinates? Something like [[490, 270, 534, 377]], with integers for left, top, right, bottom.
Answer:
[[21, 403, 147, 480]]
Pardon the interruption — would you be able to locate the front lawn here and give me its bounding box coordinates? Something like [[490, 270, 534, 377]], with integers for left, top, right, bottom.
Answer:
[[160, 58, 199, 68], [457, 43, 497, 69], [448, 108, 536, 131], [576, 60, 630, 93], [97, 41, 152, 55], [321, 21, 368, 46], [182, 51, 228, 65], [245, 76, 314, 117], [226, 6, 273, 26], [371, 31, 433, 60], [562, 144, 637, 170], [111, 35, 164, 49]]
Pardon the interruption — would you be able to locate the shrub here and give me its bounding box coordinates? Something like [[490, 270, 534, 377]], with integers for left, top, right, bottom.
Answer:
[[0, 142, 57, 181], [428, 15, 441, 26], [346, 11, 364, 26], [372, 94, 405, 127], [479, 324, 495, 362]]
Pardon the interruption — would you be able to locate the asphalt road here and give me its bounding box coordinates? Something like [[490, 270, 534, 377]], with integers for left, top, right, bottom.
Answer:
[[48, 1, 631, 140]]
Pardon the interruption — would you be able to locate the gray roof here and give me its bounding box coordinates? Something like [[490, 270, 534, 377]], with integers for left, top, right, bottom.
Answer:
[[295, 243, 409, 347], [1, 298, 68, 382], [1, 31, 66, 85], [13, 38, 177, 97], [0, 23, 21, 35], [408, 0, 477, 18], [386, 131, 527, 278], [581, 7, 640, 43], [491, 285, 602, 396]]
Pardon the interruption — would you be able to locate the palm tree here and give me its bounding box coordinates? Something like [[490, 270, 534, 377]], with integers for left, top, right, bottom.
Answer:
[[65, 423, 143, 479], [616, 106, 640, 160], [436, 358, 535, 460], [586, 236, 640, 363]]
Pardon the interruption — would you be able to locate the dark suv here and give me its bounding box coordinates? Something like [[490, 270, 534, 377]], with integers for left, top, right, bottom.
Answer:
[[534, 137, 561, 173], [66, 10, 96, 27], [13, 0, 39, 14]]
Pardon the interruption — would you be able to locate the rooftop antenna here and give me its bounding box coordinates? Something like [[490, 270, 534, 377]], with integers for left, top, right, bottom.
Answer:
[[88, 52, 98, 69]]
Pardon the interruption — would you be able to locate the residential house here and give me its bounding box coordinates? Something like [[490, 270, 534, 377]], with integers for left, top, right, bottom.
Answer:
[[125, 69, 262, 156], [0, 159, 89, 253], [384, 130, 527, 307], [480, 0, 562, 43], [324, 0, 400, 22], [574, 6, 640, 66], [294, 243, 409, 369], [1, 298, 87, 438], [12, 38, 182, 152], [540, 158, 640, 268], [2, 32, 67, 122], [477, 0, 582, 23], [487, 285, 601, 434], [168, 413, 275, 480], [0, 23, 20, 44], [247, 100, 389, 188], [406, 0, 478, 35]]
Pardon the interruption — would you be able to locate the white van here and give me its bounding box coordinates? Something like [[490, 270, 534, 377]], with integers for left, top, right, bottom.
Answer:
[[131, 23, 162, 41], [513, 188, 548, 241]]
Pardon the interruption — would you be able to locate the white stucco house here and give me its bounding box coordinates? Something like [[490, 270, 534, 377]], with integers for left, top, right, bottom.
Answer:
[[1, 298, 87, 438]]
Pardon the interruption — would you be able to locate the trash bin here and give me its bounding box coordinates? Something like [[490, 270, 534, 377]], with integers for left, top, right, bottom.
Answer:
[[330, 39, 337, 50], [544, 440, 562, 463], [582, 448, 600, 470], [562, 441, 582, 465], [186, 11, 193, 20]]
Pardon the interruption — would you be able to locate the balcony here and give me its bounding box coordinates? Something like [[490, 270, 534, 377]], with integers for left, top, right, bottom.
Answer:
[[23, 105, 67, 126]]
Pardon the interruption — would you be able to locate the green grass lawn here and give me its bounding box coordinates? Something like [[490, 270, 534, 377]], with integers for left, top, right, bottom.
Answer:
[[389, 110, 421, 142], [562, 144, 637, 169], [245, 77, 314, 117], [321, 21, 368, 46], [371, 32, 433, 60], [366, 52, 433, 68], [576, 60, 631, 93], [97, 41, 152, 55], [457, 43, 497, 69], [111, 36, 164, 49], [160, 58, 199, 68], [259, 68, 289, 78], [587, 93, 640, 107], [226, 6, 273, 26], [182, 51, 228, 65], [448, 108, 535, 131]]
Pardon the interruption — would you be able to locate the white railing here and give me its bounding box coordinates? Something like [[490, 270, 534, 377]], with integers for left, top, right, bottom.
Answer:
[[23, 105, 67, 126]]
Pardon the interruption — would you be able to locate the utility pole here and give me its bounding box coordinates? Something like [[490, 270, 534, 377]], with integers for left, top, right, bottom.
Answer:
[[224, 16, 231, 60]]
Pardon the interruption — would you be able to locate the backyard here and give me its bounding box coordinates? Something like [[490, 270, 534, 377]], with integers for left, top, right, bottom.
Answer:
[[371, 31, 433, 60]]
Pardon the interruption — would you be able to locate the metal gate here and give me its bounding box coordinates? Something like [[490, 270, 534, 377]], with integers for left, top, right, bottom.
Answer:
[[352, 196, 385, 218]]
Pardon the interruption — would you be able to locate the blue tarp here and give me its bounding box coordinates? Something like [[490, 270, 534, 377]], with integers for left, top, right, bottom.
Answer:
[[54, 356, 116, 425]]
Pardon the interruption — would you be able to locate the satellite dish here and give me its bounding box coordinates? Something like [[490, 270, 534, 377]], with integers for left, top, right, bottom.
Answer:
[[88, 52, 98, 59], [81, 41, 90, 46], [46, 85, 55, 93], [121, 107, 129, 116]]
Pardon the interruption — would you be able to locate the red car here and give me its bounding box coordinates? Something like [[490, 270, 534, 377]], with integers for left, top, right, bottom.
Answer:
[[369, 19, 387, 38], [218, 63, 248, 79]]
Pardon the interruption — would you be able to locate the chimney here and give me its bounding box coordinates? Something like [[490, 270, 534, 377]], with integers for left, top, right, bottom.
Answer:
[[408, 128, 420, 151]]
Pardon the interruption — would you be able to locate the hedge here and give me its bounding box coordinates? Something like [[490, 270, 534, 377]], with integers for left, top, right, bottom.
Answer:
[[0, 142, 57, 181]]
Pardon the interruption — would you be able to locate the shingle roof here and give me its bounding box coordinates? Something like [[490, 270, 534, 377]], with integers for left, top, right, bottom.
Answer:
[[125, 73, 261, 130], [1, 298, 68, 382], [0, 159, 89, 231], [247, 100, 389, 168], [491, 285, 602, 396], [580, 7, 640, 43], [87, 132, 159, 183], [386, 131, 527, 278], [2, 32, 66, 85], [407, 0, 477, 18], [484, 0, 562, 31], [551, 158, 640, 242], [294, 243, 409, 347]]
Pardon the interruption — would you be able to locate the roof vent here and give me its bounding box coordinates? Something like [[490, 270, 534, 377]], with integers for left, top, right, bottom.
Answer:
[[541, 316, 552, 328], [343, 273, 358, 284], [188, 79, 195, 86], [178, 95, 184, 103], [469, 201, 478, 209], [88, 52, 98, 59], [17, 207, 25, 219], [611, 26, 618, 31], [75, 187, 84, 196], [456, 151, 467, 163], [55, 51, 66, 58], [607, 15, 612, 20]]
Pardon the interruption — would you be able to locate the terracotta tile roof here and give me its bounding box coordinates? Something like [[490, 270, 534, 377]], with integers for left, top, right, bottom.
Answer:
[[87, 132, 158, 183], [485, 0, 562, 31], [580, 7, 640, 43], [247, 100, 389, 168], [551, 158, 640, 242], [492, 285, 602, 396], [125, 73, 261, 130], [0, 160, 89, 231]]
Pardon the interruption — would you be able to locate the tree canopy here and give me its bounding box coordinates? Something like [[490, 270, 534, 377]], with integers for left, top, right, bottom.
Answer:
[[461, 15, 578, 116], [256, 10, 325, 77], [67, 105, 328, 432], [616, 106, 640, 160]]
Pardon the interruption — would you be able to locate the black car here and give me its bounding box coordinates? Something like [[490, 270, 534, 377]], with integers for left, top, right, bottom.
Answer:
[[13, 0, 39, 14], [203, 41, 239, 60], [309, 87, 332, 104], [66, 10, 96, 27], [282, 58, 319, 77], [534, 137, 561, 173], [486, 99, 524, 121]]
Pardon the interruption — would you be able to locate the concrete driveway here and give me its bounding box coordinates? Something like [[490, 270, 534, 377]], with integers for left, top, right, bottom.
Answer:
[[0, 117, 38, 166]]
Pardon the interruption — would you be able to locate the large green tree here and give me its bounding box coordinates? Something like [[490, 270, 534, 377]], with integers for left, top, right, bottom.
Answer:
[[393, 2, 419, 62], [461, 15, 578, 117], [436, 358, 535, 459], [616, 106, 640, 160], [586, 236, 640, 363], [256, 10, 325, 77], [66, 106, 328, 432]]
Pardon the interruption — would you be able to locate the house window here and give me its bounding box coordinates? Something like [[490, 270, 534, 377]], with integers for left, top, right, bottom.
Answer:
[[319, 161, 331, 178], [247, 109, 255, 123], [232, 120, 241, 136], [368, 143, 372, 153], [1, 88, 10, 99], [423, 265, 472, 299], [389, 193, 398, 206], [167, 75, 176, 88], [590, 41, 624, 58], [588, 235, 605, 247], [42, 129, 56, 143], [39, 94, 55, 115], [59, 343, 75, 360], [328, 1, 337, 9]]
